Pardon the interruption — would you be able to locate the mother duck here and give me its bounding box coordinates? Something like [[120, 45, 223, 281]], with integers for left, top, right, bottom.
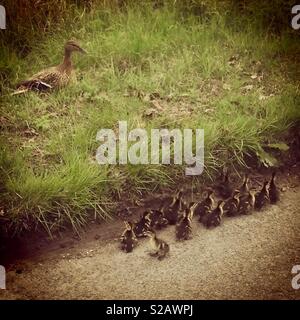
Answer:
[[13, 40, 86, 94]]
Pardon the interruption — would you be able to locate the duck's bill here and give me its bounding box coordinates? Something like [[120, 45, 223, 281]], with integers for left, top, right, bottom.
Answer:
[[79, 47, 87, 54]]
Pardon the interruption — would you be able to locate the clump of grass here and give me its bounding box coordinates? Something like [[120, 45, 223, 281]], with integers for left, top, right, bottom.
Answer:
[[0, 4, 299, 236]]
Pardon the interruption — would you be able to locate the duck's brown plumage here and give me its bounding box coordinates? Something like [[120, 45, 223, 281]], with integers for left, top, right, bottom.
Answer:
[[203, 200, 225, 228], [120, 221, 138, 253], [238, 190, 255, 215], [194, 189, 214, 223], [145, 230, 170, 260], [133, 211, 151, 237], [13, 40, 86, 95], [239, 174, 250, 195], [164, 190, 184, 225], [175, 207, 193, 240], [224, 190, 240, 217], [255, 181, 269, 210], [149, 207, 168, 230]]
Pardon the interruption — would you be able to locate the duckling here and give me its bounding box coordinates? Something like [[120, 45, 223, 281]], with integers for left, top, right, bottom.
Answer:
[[269, 171, 280, 204], [223, 190, 240, 217], [238, 190, 255, 215], [254, 181, 269, 210], [164, 190, 184, 225], [177, 201, 195, 221], [204, 200, 225, 228], [13, 40, 87, 95], [175, 207, 193, 240], [187, 201, 197, 218], [134, 211, 151, 237], [120, 221, 138, 253], [144, 229, 170, 260], [194, 189, 215, 223], [215, 169, 234, 199], [149, 206, 168, 230], [239, 174, 250, 195]]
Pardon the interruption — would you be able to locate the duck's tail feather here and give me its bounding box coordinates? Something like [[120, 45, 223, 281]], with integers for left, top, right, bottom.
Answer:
[[10, 88, 29, 96], [12, 80, 52, 95]]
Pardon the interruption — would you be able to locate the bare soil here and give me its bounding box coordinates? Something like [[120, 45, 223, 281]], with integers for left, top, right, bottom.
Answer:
[[0, 169, 300, 300]]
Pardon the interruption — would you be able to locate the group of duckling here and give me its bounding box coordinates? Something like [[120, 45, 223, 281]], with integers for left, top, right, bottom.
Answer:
[[120, 170, 280, 260]]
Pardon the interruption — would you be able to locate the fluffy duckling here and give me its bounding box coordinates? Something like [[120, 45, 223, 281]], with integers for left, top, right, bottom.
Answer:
[[223, 190, 240, 217], [164, 190, 184, 225], [238, 190, 255, 215], [177, 201, 195, 221], [194, 189, 215, 223], [175, 207, 194, 240], [204, 200, 225, 228], [120, 221, 138, 253], [254, 181, 269, 210], [134, 211, 151, 237], [269, 171, 280, 204], [144, 229, 170, 260], [187, 201, 196, 217], [239, 174, 250, 195], [149, 207, 168, 230], [215, 169, 234, 199]]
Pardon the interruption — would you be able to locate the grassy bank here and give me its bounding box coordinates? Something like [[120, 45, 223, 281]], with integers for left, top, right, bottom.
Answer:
[[0, 4, 299, 235]]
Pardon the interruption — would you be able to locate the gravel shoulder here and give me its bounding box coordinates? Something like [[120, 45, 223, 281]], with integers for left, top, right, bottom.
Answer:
[[1, 178, 300, 300]]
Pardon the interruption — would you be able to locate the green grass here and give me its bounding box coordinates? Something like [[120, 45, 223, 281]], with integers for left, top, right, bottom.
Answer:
[[0, 5, 299, 235]]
